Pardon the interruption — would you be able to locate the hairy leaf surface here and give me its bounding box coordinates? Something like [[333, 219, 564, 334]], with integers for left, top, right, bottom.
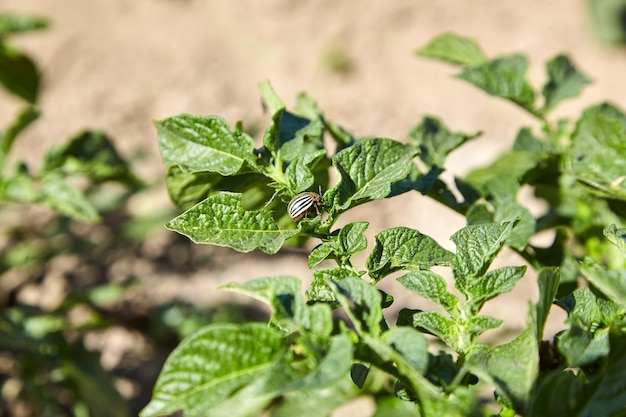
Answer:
[[166, 192, 298, 254]]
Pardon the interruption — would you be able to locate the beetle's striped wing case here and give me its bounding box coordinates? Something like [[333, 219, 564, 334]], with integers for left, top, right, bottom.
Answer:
[[287, 192, 322, 221]]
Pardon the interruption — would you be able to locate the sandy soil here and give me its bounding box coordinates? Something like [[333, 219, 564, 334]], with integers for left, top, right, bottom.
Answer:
[[1, 0, 626, 414]]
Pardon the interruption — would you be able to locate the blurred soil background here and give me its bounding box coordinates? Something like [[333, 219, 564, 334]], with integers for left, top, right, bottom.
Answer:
[[0, 0, 625, 415]]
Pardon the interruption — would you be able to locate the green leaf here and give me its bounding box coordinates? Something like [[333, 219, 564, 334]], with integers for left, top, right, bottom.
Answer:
[[419, 387, 483, 417], [285, 148, 326, 193], [0, 106, 39, 170], [530, 331, 626, 417], [282, 116, 325, 160], [512, 126, 558, 153], [583, 330, 626, 416], [357, 330, 446, 411], [465, 160, 540, 251], [540, 54, 591, 113], [416, 32, 487, 66], [222, 275, 334, 341], [493, 199, 535, 251], [604, 224, 626, 257], [39, 173, 100, 222], [220, 276, 333, 344], [465, 315, 503, 338], [330, 276, 383, 335], [293, 91, 323, 119], [372, 395, 420, 417], [366, 227, 454, 281], [222, 276, 304, 323], [308, 222, 369, 268], [42, 130, 142, 187], [166, 192, 299, 254], [164, 166, 219, 210], [464, 202, 493, 225], [350, 362, 369, 389], [528, 369, 596, 417], [411, 311, 460, 351], [0, 163, 36, 203], [285, 333, 354, 392], [140, 323, 285, 417], [293, 92, 356, 148], [555, 288, 620, 366], [327, 138, 419, 213], [155, 114, 256, 175], [465, 151, 550, 186], [388, 163, 433, 197], [308, 242, 336, 268], [257, 83, 328, 195], [451, 220, 518, 290], [563, 111, 626, 200], [465, 172, 536, 251], [466, 312, 539, 414], [466, 266, 527, 312], [457, 54, 536, 112], [409, 116, 480, 168], [165, 165, 271, 211], [556, 174, 621, 239], [582, 102, 626, 130], [274, 124, 303, 162], [0, 14, 48, 36], [337, 221, 369, 254], [486, 325, 538, 413], [535, 268, 560, 340], [259, 82, 325, 160], [259, 80, 285, 116], [271, 374, 358, 417], [557, 326, 610, 367], [381, 326, 429, 375], [580, 256, 626, 307], [397, 271, 459, 314], [557, 287, 623, 330], [307, 268, 356, 303], [0, 44, 40, 103]]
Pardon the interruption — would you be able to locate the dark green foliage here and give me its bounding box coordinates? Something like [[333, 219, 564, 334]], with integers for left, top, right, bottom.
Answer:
[[145, 33, 626, 417]]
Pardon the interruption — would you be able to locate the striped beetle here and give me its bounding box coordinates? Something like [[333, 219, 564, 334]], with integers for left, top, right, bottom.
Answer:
[[287, 189, 323, 221]]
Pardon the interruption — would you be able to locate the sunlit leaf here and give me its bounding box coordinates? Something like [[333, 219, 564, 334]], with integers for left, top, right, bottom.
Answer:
[[141, 323, 285, 417], [0, 14, 48, 36], [367, 227, 454, 281], [457, 54, 536, 112], [166, 192, 298, 254], [540, 54, 591, 113], [327, 138, 419, 214], [417, 32, 487, 66], [156, 114, 256, 175]]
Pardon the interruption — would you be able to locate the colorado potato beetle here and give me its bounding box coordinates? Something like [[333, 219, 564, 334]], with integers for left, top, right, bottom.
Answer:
[[287, 191, 323, 221]]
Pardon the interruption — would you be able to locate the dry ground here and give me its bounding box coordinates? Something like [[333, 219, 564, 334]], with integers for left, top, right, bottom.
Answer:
[[1, 0, 626, 414]]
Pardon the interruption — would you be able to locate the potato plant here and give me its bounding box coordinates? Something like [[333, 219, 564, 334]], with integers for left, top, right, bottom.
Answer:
[[0, 13, 146, 417], [143, 33, 626, 417]]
